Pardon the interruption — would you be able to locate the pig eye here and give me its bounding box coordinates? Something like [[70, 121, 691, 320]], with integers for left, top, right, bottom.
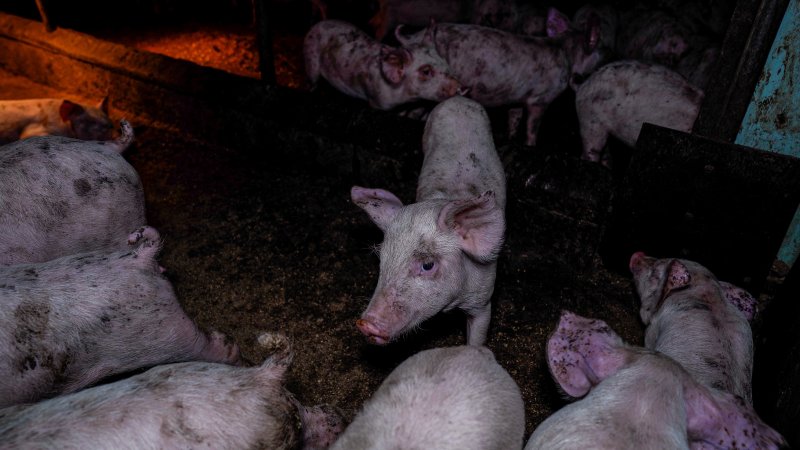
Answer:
[[422, 261, 435, 271], [419, 65, 433, 78]]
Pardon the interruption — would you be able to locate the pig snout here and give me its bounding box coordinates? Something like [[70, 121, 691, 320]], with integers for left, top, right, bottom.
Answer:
[[629, 251, 648, 272], [439, 76, 464, 100], [356, 318, 390, 345]]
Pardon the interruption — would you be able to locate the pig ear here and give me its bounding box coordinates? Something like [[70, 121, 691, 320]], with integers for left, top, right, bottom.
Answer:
[[97, 96, 110, 115], [380, 46, 411, 85], [437, 191, 504, 262], [663, 259, 691, 298], [584, 14, 600, 51], [546, 8, 571, 37], [684, 383, 786, 449], [351, 186, 404, 232], [718, 281, 757, 321], [422, 19, 436, 45], [394, 25, 412, 46], [546, 311, 627, 398], [59, 100, 85, 122]]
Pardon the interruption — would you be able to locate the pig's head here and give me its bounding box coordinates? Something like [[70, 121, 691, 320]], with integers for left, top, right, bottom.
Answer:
[[685, 384, 786, 449], [383, 27, 463, 104], [59, 97, 115, 141], [653, 26, 689, 66], [351, 186, 503, 344], [629, 252, 723, 324], [546, 8, 605, 91], [546, 311, 630, 398]]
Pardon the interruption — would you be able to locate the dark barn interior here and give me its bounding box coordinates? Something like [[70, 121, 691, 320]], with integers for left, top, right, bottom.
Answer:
[[0, 0, 798, 447]]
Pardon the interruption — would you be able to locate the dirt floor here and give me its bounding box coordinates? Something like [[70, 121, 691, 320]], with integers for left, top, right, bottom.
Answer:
[[0, 65, 649, 439]]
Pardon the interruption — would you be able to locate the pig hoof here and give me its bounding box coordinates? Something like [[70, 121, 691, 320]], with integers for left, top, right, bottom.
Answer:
[[127, 226, 160, 246], [355, 319, 390, 345], [207, 331, 241, 365]]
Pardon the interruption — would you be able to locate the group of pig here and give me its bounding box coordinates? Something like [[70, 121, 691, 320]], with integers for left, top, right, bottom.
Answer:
[[0, 100, 342, 448], [344, 96, 785, 448], [0, 88, 784, 449], [303, 0, 723, 166]]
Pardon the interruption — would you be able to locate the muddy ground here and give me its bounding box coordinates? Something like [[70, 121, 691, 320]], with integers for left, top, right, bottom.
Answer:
[[0, 65, 653, 438]]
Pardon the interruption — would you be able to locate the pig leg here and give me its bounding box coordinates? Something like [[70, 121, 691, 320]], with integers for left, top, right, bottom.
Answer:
[[127, 226, 160, 246], [298, 404, 345, 450], [524, 102, 547, 147], [193, 330, 241, 365], [578, 114, 609, 165], [507, 107, 523, 141], [466, 303, 492, 345]]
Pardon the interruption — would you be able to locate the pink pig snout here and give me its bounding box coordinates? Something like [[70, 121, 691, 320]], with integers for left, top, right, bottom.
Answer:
[[440, 76, 466, 99], [629, 251, 647, 272], [356, 319, 390, 345]]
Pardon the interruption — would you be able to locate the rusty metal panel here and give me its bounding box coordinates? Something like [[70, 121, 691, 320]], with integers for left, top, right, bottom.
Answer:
[[601, 123, 800, 294], [735, 0, 800, 272], [694, 0, 790, 142]]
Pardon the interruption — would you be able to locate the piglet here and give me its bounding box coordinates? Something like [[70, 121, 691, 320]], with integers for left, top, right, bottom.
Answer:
[[629, 252, 754, 404], [0, 120, 145, 266], [0, 228, 240, 407], [330, 345, 525, 450], [525, 311, 785, 449], [575, 60, 703, 166], [395, 8, 603, 146], [0, 97, 114, 145], [303, 19, 463, 110], [616, 9, 690, 66], [470, 0, 546, 36], [351, 96, 505, 346], [369, 0, 470, 40], [0, 333, 342, 450]]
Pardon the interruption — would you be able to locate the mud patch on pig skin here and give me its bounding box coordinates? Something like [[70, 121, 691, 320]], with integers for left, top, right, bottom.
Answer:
[[73, 178, 92, 196], [160, 400, 206, 444]]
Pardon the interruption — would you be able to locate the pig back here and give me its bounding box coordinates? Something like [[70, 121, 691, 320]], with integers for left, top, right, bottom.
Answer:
[[417, 97, 505, 207], [0, 137, 145, 265]]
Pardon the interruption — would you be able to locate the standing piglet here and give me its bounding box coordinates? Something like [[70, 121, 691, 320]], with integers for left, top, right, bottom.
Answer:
[[575, 60, 703, 165], [0, 120, 145, 266], [525, 311, 785, 449], [0, 229, 240, 407], [351, 97, 505, 345], [0, 336, 342, 450], [629, 252, 754, 404], [303, 20, 463, 110], [0, 97, 114, 145], [395, 8, 603, 146], [330, 345, 525, 450]]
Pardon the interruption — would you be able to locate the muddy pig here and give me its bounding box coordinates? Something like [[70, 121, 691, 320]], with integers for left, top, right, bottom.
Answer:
[[629, 252, 754, 404], [616, 9, 690, 66], [575, 60, 703, 166], [351, 97, 505, 345], [0, 334, 342, 450], [330, 345, 525, 450], [525, 311, 785, 449], [395, 8, 603, 146], [573, 4, 618, 53], [470, 0, 546, 36], [0, 229, 240, 407], [0, 97, 114, 145], [303, 20, 463, 110], [369, 0, 470, 40], [0, 120, 145, 266]]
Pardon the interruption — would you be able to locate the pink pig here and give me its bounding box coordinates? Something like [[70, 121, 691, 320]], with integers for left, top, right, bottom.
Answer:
[[303, 20, 463, 110], [0, 97, 114, 144]]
